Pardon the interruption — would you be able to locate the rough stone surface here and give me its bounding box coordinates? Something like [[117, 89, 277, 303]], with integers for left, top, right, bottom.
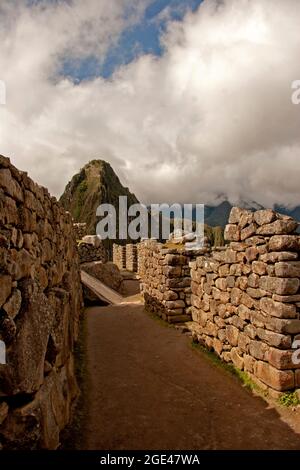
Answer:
[[0, 156, 83, 449], [139, 207, 300, 395]]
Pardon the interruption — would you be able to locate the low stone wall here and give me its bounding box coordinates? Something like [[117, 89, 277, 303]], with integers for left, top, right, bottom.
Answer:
[[139, 240, 194, 323], [78, 241, 107, 264], [0, 155, 83, 449], [113, 244, 126, 270], [73, 222, 87, 240]]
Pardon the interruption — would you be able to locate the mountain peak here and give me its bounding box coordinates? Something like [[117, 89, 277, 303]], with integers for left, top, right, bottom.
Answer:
[[60, 159, 139, 234]]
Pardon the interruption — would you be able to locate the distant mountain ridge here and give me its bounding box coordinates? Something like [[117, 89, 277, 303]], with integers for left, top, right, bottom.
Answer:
[[204, 201, 300, 227]]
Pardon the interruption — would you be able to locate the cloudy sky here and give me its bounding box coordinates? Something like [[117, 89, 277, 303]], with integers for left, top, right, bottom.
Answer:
[[0, 0, 300, 207]]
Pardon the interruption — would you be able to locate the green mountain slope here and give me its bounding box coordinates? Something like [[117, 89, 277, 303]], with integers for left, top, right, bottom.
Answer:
[[60, 159, 139, 234]]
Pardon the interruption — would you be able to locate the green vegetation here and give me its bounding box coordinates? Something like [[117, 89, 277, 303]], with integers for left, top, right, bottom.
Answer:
[[278, 391, 300, 407]]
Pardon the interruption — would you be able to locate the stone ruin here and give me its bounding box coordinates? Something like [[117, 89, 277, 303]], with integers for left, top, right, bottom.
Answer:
[[73, 222, 87, 240], [138, 208, 300, 396], [77, 235, 107, 264], [0, 155, 83, 449], [113, 243, 138, 272]]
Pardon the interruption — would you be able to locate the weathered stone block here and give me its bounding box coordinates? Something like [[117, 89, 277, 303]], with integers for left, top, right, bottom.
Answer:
[[231, 348, 244, 369], [269, 235, 300, 252], [265, 348, 300, 370], [275, 261, 300, 278], [215, 278, 227, 291], [257, 219, 298, 236], [260, 297, 297, 318], [254, 209, 276, 226], [245, 246, 259, 262], [241, 223, 257, 241], [249, 340, 269, 360], [3, 289, 22, 319], [226, 325, 239, 346], [252, 261, 267, 275], [256, 328, 291, 349], [259, 276, 299, 295], [231, 287, 242, 306], [0, 274, 12, 308], [255, 361, 294, 391], [224, 224, 240, 241]]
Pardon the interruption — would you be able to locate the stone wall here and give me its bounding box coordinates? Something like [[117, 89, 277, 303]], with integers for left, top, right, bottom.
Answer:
[[113, 244, 126, 270], [139, 208, 300, 395], [139, 240, 195, 323], [125, 244, 138, 272], [73, 222, 87, 240], [78, 241, 107, 264], [0, 155, 83, 449], [191, 208, 300, 395]]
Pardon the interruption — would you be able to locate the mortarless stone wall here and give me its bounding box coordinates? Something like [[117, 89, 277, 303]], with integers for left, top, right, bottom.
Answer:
[[0, 155, 83, 449], [189, 207, 300, 395], [139, 240, 197, 323], [113, 244, 126, 270], [125, 244, 138, 272], [139, 208, 300, 395], [73, 222, 87, 240]]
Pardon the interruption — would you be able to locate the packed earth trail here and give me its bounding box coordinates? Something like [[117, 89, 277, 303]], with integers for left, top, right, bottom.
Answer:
[[83, 303, 300, 450]]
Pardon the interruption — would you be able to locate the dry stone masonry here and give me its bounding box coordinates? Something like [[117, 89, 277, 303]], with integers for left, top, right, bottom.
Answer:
[[125, 244, 138, 272], [0, 155, 83, 449], [139, 208, 300, 396], [139, 240, 196, 324], [190, 208, 300, 395], [73, 222, 87, 240], [113, 244, 126, 270], [77, 235, 107, 264]]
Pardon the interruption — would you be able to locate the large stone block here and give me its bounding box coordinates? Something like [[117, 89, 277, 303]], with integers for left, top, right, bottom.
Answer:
[[231, 348, 244, 370], [259, 276, 299, 295], [254, 209, 276, 226], [260, 297, 297, 318], [268, 235, 300, 252], [0, 169, 23, 202], [0, 274, 12, 308], [226, 325, 239, 346], [249, 340, 269, 360], [252, 261, 267, 275], [240, 223, 257, 241], [257, 220, 298, 236], [266, 348, 300, 370], [256, 328, 291, 349], [224, 224, 240, 241], [4, 288, 56, 395], [254, 361, 294, 391], [229, 207, 249, 224], [275, 261, 300, 278]]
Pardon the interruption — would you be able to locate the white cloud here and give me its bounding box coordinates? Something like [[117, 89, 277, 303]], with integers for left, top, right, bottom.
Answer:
[[0, 0, 300, 208]]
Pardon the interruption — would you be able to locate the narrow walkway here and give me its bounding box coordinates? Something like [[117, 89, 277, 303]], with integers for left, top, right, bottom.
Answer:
[[84, 304, 300, 450]]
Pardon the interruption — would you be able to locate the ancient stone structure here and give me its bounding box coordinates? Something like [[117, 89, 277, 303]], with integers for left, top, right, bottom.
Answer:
[[73, 222, 87, 240], [78, 239, 107, 264], [139, 240, 195, 323], [81, 261, 123, 292], [0, 155, 83, 449], [140, 208, 300, 395], [113, 244, 126, 270], [125, 244, 138, 272]]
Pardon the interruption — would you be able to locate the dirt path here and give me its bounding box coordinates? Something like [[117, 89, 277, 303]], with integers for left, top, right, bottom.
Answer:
[[83, 304, 300, 450]]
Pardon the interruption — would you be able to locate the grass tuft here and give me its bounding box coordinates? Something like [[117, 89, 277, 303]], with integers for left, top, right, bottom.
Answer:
[[278, 391, 300, 407]]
